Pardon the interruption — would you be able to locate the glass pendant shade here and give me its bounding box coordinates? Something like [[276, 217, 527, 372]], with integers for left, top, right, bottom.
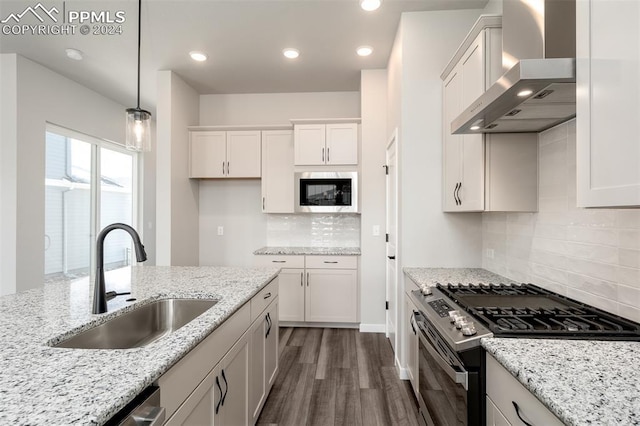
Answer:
[[125, 107, 151, 152]]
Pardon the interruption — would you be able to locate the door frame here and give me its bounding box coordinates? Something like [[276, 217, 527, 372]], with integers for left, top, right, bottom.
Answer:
[[385, 128, 399, 352]]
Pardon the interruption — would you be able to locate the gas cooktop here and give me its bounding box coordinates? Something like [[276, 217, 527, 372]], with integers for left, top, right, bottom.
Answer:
[[437, 283, 640, 340]]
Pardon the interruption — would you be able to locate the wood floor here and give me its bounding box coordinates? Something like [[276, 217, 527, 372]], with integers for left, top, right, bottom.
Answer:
[[257, 327, 420, 426]]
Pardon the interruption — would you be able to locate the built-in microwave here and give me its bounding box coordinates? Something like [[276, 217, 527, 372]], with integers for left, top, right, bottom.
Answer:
[[294, 171, 358, 213]]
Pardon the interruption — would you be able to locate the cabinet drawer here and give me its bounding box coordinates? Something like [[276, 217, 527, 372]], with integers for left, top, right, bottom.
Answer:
[[251, 277, 278, 322], [486, 354, 563, 426], [253, 255, 305, 268], [305, 255, 358, 269]]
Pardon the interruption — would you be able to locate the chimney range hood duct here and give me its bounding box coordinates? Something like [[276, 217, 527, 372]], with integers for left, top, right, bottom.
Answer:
[[452, 0, 576, 134]]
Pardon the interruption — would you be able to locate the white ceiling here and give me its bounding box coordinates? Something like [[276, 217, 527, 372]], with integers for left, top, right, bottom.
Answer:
[[0, 0, 488, 112]]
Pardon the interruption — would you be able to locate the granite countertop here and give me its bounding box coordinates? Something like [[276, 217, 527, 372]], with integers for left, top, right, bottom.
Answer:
[[483, 338, 640, 426], [254, 246, 361, 256], [403, 267, 516, 292], [0, 265, 279, 425]]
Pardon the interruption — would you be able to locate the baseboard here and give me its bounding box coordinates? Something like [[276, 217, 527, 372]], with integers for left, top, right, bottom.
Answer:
[[395, 355, 410, 380], [359, 323, 386, 333]]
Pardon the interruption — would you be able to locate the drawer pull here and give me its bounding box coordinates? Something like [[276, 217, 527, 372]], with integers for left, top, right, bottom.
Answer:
[[272, 260, 286, 263], [512, 401, 534, 426], [323, 261, 339, 264], [300, 272, 304, 287], [263, 292, 272, 300], [215, 376, 223, 414], [221, 369, 229, 406]]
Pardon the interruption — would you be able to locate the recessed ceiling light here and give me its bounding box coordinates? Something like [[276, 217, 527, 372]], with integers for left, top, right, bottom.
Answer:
[[356, 46, 373, 57], [189, 51, 208, 62], [517, 89, 534, 97], [283, 48, 300, 59], [360, 0, 381, 11], [65, 48, 83, 61]]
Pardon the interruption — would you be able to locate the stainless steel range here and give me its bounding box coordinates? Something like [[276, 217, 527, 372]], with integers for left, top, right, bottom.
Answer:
[[410, 283, 640, 426]]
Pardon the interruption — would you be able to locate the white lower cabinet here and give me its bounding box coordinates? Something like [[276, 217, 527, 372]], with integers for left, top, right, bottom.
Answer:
[[277, 269, 305, 322], [249, 301, 279, 424], [160, 279, 279, 426], [254, 255, 359, 324], [405, 295, 419, 396], [486, 354, 563, 426]]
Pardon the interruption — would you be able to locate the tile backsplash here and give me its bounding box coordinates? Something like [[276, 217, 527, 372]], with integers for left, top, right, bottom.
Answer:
[[482, 119, 640, 322], [267, 214, 360, 248]]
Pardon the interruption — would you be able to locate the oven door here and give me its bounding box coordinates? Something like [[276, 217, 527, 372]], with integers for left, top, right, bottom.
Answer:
[[414, 311, 468, 426]]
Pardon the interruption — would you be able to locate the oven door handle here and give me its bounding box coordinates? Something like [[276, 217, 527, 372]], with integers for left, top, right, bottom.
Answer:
[[416, 320, 468, 391]]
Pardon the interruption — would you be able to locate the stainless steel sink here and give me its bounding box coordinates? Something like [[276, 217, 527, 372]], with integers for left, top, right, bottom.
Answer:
[[54, 298, 218, 349]]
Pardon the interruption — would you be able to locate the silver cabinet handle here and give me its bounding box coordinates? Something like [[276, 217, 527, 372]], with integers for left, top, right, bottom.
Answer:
[[327, 147, 330, 163], [262, 197, 265, 211], [300, 272, 304, 286], [132, 406, 166, 426], [227, 161, 230, 175], [271, 260, 286, 263], [222, 162, 225, 176], [322, 147, 325, 163], [306, 272, 309, 286], [323, 261, 339, 264]]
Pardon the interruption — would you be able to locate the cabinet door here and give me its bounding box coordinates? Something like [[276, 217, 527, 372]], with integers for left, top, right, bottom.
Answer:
[[227, 131, 261, 178], [248, 314, 266, 424], [294, 124, 326, 165], [164, 367, 219, 426], [405, 297, 419, 397], [217, 337, 250, 426], [278, 268, 305, 322], [261, 130, 294, 213], [305, 269, 357, 322], [325, 123, 358, 165], [443, 69, 463, 212], [577, 0, 640, 207], [486, 396, 511, 426], [459, 32, 486, 211], [190, 131, 226, 178], [265, 301, 279, 388]]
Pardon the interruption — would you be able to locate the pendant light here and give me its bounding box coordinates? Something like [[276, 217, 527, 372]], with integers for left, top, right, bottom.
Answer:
[[125, 0, 151, 152]]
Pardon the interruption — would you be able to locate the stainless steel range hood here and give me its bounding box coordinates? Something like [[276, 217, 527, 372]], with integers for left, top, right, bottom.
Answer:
[[452, 0, 576, 134]]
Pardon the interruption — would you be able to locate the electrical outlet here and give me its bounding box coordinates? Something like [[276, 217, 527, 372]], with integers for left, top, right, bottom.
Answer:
[[217, 226, 224, 236], [486, 248, 495, 259], [373, 225, 380, 236]]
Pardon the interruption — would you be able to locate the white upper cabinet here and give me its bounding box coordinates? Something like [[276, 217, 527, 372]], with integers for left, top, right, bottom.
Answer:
[[189, 130, 261, 178], [442, 16, 538, 213], [294, 121, 359, 166], [190, 131, 226, 178], [261, 130, 294, 213], [576, 0, 640, 207]]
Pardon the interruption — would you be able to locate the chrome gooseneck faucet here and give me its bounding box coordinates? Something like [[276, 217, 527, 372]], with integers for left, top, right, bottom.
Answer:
[[93, 223, 147, 314]]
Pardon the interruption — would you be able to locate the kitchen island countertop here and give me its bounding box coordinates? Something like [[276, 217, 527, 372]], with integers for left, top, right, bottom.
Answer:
[[0, 265, 279, 425], [482, 337, 640, 426]]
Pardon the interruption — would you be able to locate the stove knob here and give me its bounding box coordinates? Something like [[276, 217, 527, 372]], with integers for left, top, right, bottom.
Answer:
[[421, 286, 433, 296], [448, 310, 460, 323], [461, 323, 477, 336], [454, 316, 468, 329]]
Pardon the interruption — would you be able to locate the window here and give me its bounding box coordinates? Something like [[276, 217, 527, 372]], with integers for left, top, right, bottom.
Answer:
[[44, 125, 137, 281]]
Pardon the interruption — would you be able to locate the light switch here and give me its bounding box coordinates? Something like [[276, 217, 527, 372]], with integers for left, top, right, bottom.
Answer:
[[217, 226, 224, 236], [486, 248, 495, 259]]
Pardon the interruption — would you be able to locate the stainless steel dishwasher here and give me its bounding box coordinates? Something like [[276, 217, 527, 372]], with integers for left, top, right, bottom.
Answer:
[[106, 386, 165, 426]]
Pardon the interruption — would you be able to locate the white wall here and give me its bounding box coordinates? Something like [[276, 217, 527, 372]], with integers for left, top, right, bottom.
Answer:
[[197, 91, 361, 267], [0, 54, 156, 295], [387, 9, 484, 369], [156, 71, 200, 266], [200, 92, 360, 125], [483, 120, 640, 323], [360, 70, 389, 331], [482, 0, 503, 15], [0, 54, 17, 295]]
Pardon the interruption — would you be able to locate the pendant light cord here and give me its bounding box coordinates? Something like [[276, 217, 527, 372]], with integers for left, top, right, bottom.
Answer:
[[136, 0, 141, 109]]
